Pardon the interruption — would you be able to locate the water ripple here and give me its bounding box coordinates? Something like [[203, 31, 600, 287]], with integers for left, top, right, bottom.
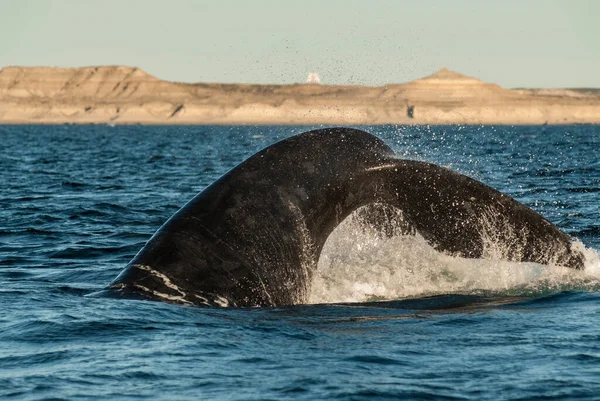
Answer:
[[1, 125, 599, 400]]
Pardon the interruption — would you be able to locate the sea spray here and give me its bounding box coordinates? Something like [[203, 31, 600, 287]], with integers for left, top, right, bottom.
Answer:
[[309, 207, 600, 304]]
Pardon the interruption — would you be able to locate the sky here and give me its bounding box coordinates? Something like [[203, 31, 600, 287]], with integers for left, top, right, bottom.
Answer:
[[1, 0, 598, 88]]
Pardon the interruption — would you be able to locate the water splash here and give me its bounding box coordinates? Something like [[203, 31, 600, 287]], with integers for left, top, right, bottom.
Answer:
[[308, 207, 600, 305]]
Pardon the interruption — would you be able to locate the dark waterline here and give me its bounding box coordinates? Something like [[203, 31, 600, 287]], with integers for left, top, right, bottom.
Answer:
[[1, 124, 600, 400]]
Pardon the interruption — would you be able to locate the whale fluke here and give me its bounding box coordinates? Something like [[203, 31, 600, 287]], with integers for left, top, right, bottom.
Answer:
[[106, 128, 584, 307]]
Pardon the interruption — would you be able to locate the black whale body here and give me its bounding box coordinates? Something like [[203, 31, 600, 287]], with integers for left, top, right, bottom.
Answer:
[[108, 128, 584, 307]]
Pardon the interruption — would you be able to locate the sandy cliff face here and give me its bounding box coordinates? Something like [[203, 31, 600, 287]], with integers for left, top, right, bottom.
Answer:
[[0, 66, 598, 124]]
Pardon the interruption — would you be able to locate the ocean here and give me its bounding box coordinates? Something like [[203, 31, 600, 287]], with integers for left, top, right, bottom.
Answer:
[[1, 124, 599, 400]]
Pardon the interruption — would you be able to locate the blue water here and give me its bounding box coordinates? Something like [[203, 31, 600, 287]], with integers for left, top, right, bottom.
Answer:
[[2, 124, 600, 400]]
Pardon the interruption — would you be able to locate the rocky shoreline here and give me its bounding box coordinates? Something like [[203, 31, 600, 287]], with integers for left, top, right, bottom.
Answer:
[[1, 66, 599, 125]]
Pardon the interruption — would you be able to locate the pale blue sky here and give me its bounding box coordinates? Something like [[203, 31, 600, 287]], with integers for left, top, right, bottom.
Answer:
[[1, 0, 598, 88]]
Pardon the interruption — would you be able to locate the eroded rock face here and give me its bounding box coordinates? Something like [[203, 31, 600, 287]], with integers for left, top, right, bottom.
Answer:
[[0, 66, 599, 125]]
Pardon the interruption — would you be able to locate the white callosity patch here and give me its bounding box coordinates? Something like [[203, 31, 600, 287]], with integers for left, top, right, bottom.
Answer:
[[133, 264, 201, 306], [308, 207, 600, 305], [130, 265, 232, 307], [131, 283, 193, 306], [213, 296, 230, 307]]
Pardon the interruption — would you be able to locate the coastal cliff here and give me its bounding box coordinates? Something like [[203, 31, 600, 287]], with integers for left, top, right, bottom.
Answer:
[[0, 66, 598, 125]]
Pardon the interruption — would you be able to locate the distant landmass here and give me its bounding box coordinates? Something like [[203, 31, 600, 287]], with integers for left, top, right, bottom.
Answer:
[[0, 66, 599, 125]]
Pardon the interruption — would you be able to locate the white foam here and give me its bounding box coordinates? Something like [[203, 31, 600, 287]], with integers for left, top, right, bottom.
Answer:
[[576, 240, 600, 277], [308, 209, 600, 305]]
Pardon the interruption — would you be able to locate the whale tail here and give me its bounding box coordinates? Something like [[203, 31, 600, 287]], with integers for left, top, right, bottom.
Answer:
[[108, 128, 584, 307]]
